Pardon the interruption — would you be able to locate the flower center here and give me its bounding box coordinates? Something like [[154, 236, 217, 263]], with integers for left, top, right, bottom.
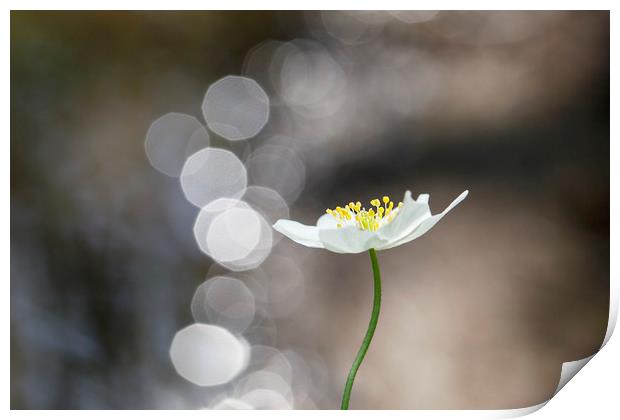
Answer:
[[326, 196, 403, 231]]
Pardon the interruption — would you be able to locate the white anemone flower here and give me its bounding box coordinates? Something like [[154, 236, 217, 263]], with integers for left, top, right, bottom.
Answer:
[[272, 188, 468, 409], [273, 190, 468, 254]]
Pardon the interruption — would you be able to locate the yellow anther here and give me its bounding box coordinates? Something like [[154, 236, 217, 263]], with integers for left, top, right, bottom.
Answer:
[[325, 194, 404, 232]]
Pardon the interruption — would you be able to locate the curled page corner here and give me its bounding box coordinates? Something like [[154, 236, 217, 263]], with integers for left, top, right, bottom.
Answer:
[[404, 277, 615, 419], [480, 276, 617, 419], [553, 355, 595, 395], [482, 401, 548, 419], [549, 273, 617, 398], [602, 274, 618, 348]]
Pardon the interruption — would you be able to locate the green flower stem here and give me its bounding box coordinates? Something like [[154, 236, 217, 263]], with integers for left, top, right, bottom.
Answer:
[[340, 248, 382, 410]]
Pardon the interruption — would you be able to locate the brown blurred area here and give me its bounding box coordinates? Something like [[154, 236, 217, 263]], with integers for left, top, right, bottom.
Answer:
[[11, 11, 609, 409]]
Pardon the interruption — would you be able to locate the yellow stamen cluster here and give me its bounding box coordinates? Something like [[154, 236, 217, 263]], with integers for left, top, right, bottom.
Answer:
[[326, 195, 404, 231]]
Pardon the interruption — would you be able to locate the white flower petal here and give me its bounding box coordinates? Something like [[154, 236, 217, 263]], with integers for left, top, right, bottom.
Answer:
[[379, 190, 468, 250], [416, 194, 429, 204], [272, 220, 324, 248], [376, 191, 431, 245], [316, 213, 339, 229], [318, 226, 380, 254], [275, 190, 468, 253]]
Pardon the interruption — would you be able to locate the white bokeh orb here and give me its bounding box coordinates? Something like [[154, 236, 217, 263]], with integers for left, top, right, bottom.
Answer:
[[180, 147, 247, 208], [240, 389, 292, 410], [207, 207, 262, 262], [245, 145, 305, 204], [319, 11, 384, 45], [242, 40, 285, 102], [242, 308, 278, 347], [247, 345, 294, 384], [191, 276, 256, 334], [193, 199, 273, 271], [185, 126, 211, 158], [194, 198, 249, 256], [243, 186, 289, 244], [169, 324, 247, 386], [235, 370, 293, 405], [211, 398, 253, 410], [277, 40, 348, 119], [206, 265, 270, 306], [202, 76, 270, 141], [145, 113, 206, 177]]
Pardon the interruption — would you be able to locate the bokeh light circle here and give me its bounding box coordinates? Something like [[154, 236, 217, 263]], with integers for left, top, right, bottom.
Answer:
[[319, 11, 384, 45], [185, 126, 211, 158], [180, 147, 247, 208], [242, 40, 285, 101], [270, 40, 348, 120], [194, 198, 249, 256], [243, 186, 289, 244], [247, 345, 293, 384], [211, 398, 253, 410], [240, 389, 292, 410], [206, 265, 270, 306], [191, 276, 256, 333], [193, 199, 273, 270], [245, 145, 305, 204], [207, 208, 262, 262], [261, 255, 305, 318], [213, 211, 273, 272], [242, 308, 278, 346], [235, 370, 293, 405], [243, 186, 290, 225], [145, 113, 206, 177], [169, 324, 247, 386], [202, 76, 270, 141]]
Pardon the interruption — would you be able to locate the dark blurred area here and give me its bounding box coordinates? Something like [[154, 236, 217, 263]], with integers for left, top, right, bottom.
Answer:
[[11, 11, 609, 409]]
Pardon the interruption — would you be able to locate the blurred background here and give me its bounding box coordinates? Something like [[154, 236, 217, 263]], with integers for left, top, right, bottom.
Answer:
[[11, 11, 609, 409]]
